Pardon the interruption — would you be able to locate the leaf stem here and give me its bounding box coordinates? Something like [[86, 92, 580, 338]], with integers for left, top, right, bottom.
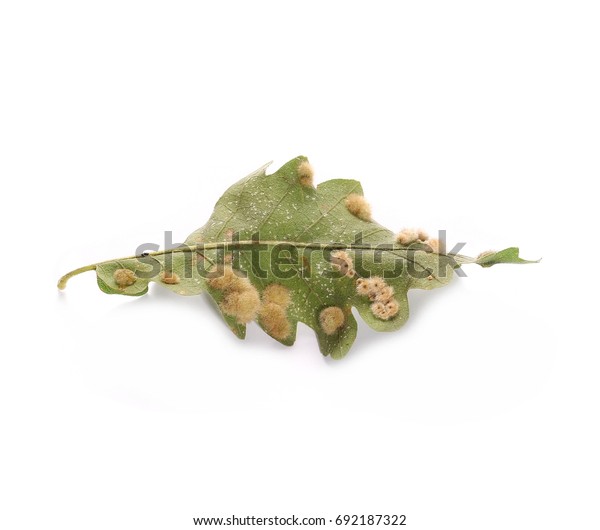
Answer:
[[57, 264, 98, 290], [57, 240, 471, 289]]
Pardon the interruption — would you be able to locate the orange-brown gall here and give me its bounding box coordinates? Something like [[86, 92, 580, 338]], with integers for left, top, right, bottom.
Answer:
[[356, 276, 395, 306], [372, 284, 395, 303]]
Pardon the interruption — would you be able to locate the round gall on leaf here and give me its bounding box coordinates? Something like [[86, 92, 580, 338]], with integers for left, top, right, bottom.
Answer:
[[373, 285, 395, 303], [356, 278, 370, 296], [297, 160, 314, 187], [221, 288, 261, 324], [345, 193, 372, 222], [160, 271, 180, 285], [260, 302, 291, 340], [417, 229, 429, 241], [331, 250, 354, 277], [236, 289, 261, 323], [319, 306, 346, 335], [262, 283, 291, 308], [425, 238, 440, 253], [113, 268, 136, 288], [370, 298, 399, 321], [366, 276, 385, 293], [396, 228, 419, 246], [384, 299, 399, 317], [208, 266, 245, 291]]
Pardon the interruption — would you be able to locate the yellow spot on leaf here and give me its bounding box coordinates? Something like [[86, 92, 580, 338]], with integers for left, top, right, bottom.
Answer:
[[370, 299, 399, 320]]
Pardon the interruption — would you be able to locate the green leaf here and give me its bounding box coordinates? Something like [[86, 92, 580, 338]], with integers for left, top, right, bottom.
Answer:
[[58, 156, 536, 359], [96, 260, 150, 297], [475, 247, 540, 267]]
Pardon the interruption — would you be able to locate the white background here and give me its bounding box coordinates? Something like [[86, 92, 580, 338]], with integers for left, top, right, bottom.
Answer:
[[1, 1, 599, 529]]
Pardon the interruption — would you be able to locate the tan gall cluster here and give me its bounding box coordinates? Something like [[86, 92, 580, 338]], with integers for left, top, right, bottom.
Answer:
[[356, 276, 399, 321], [396, 228, 440, 253]]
